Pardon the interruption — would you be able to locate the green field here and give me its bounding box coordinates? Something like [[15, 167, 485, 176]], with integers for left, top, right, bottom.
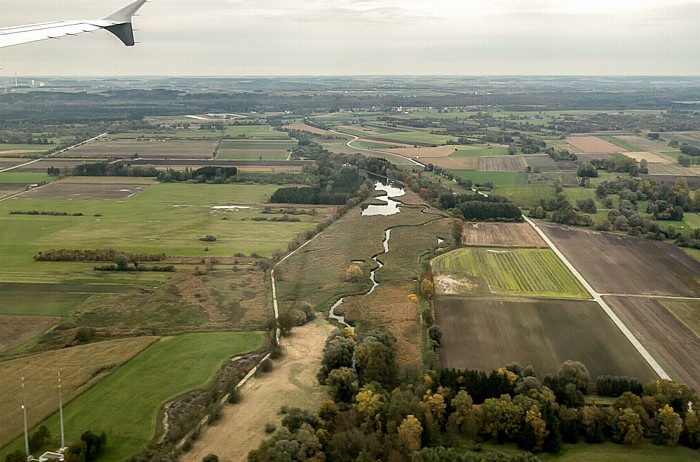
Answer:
[[224, 124, 288, 139], [600, 136, 643, 152], [453, 171, 527, 186], [0, 182, 331, 286], [349, 140, 403, 149], [495, 185, 557, 208], [0, 282, 138, 317], [432, 248, 590, 298], [0, 172, 55, 184], [451, 145, 510, 157], [539, 441, 700, 462], [0, 332, 264, 462]]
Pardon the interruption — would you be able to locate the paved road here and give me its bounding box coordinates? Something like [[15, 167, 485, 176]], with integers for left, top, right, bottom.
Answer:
[[523, 216, 671, 380], [334, 130, 425, 167]]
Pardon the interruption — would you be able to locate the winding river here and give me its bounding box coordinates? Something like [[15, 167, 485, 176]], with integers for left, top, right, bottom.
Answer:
[[329, 183, 404, 327]]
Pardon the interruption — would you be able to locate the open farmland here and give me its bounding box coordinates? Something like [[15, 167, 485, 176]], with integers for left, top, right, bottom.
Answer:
[[0, 333, 264, 462], [282, 123, 334, 135], [434, 297, 656, 381], [62, 139, 217, 159], [0, 315, 59, 352], [14, 177, 155, 200], [604, 296, 700, 391], [615, 134, 674, 153], [524, 155, 559, 172], [451, 144, 510, 157], [462, 222, 547, 248], [478, 156, 527, 172], [661, 298, 700, 337], [646, 163, 700, 176], [540, 224, 700, 297], [431, 248, 589, 299], [0, 337, 157, 448], [565, 136, 625, 153], [621, 151, 672, 164], [225, 124, 289, 139], [0, 181, 332, 261]]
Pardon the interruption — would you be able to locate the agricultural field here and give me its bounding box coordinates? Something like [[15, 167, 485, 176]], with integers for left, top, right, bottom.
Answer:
[[0, 337, 158, 449], [450, 144, 510, 157], [604, 296, 700, 391], [0, 333, 264, 462], [523, 155, 559, 172], [599, 135, 643, 152], [0, 315, 59, 352], [431, 248, 589, 299], [14, 177, 154, 200], [0, 172, 55, 184], [565, 136, 624, 153], [478, 156, 528, 172], [453, 171, 527, 186], [10, 158, 101, 174], [282, 123, 334, 135], [0, 144, 55, 157], [224, 124, 289, 139], [621, 151, 672, 164], [614, 134, 672, 153], [434, 297, 656, 381], [661, 298, 700, 337], [62, 139, 218, 159], [217, 140, 295, 160], [646, 163, 700, 176], [541, 224, 700, 297], [461, 222, 547, 248]]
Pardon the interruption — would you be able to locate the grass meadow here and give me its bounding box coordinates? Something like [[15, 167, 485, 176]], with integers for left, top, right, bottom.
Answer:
[[0, 332, 264, 462], [0, 172, 56, 184]]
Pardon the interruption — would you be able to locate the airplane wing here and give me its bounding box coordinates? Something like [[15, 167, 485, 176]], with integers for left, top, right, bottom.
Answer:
[[0, 0, 147, 49]]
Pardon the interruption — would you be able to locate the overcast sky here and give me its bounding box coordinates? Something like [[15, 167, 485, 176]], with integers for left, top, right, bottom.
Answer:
[[1, 0, 699, 76]]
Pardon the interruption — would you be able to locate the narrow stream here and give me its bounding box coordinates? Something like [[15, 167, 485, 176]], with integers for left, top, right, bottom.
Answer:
[[329, 182, 403, 327], [329, 228, 392, 328]]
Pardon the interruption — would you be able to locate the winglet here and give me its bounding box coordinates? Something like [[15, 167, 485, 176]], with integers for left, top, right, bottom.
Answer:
[[103, 0, 147, 23]]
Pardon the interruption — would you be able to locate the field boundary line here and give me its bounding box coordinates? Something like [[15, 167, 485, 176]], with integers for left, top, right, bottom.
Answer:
[[524, 217, 671, 380]]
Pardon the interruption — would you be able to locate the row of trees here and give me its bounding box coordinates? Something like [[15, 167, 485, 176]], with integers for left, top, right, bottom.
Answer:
[[157, 166, 238, 183], [73, 162, 159, 177], [34, 249, 166, 263], [249, 350, 700, 461], [438, 193, 522, 222]]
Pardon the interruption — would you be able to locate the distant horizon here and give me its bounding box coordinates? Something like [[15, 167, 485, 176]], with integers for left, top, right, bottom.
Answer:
[[1, 0, 698, 77]]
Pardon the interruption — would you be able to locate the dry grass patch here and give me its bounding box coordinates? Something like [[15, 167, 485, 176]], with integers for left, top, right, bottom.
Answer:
[[0, 337, 157, 447], [615, 135, 671, 153], [622, 152, 672, 164], [566, 136, 624, 153], [0, 316, 59, 352]]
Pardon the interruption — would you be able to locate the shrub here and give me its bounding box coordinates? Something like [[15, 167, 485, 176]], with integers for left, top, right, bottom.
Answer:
[[265, 422, 276, 434], [199, 235, 217, 242], [260, 358, 273, 373], [228, 388, 241, 404]]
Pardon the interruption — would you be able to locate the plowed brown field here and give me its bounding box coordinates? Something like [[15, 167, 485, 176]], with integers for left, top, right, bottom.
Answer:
[[435, 296, 656, 381], [462, 222, 547, 248], [541, 224, 700, 297], [566, 136, 624, 153], [605, 296, 700, 391]]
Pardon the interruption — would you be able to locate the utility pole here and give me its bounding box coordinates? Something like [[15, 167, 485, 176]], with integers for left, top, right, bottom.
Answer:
[[21, 377, 30, 458], [58, 372, 65, 451]]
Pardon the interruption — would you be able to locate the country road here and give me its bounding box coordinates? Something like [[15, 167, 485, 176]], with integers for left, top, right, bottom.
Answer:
[[523, 216, 671, 380]]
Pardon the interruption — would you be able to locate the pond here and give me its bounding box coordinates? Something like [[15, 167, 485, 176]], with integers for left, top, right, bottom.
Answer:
[[361, 182, 405, 216]]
